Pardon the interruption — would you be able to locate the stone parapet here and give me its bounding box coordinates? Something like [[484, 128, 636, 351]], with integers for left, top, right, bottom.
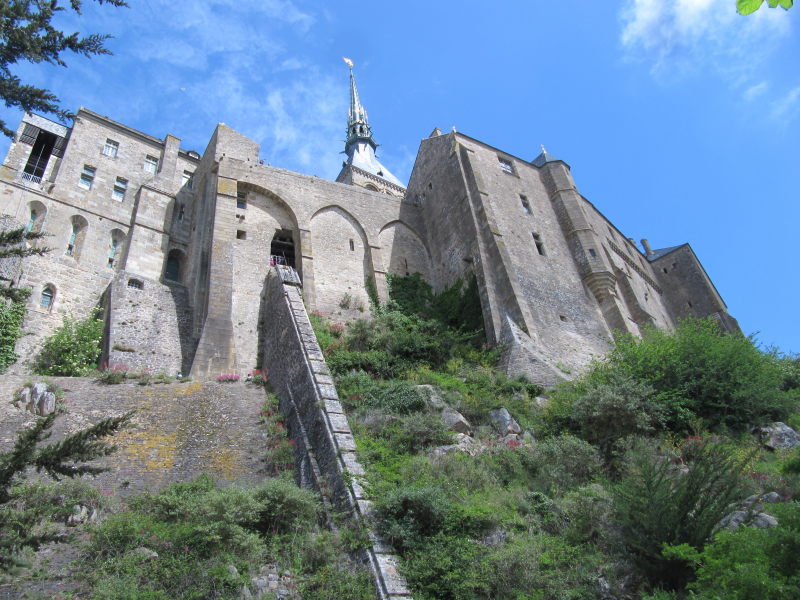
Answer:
[[262, 267, 412, 600]]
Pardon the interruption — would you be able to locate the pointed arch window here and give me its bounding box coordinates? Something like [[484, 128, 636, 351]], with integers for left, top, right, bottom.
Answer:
[[108, 229, 125, 268]]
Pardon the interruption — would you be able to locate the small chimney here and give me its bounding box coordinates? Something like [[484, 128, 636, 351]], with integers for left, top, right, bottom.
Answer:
[[641, 238, 654, 257]]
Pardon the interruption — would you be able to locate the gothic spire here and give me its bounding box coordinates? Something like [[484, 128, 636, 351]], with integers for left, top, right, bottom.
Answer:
[[344, 57, 372, 143], [336, 58, 404, 191]]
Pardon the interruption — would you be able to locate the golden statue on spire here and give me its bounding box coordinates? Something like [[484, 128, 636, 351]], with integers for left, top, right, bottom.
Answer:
[[343, 57, 353, 68]]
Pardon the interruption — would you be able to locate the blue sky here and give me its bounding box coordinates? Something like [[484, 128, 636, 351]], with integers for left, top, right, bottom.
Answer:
[[1, 0, 798, 353]]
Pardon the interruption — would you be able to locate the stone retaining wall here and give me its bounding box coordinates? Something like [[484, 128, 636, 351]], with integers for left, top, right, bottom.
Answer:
[[262, 265, 412, 600]]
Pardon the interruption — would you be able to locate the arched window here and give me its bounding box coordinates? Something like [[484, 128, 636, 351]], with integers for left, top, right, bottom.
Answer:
[[127, 278, 143, 290], [40, 285, 55, 309], [25, 201, 47, 234], [108, 229, 125, 268], [164, 249, 185, 282], [65, 215, 88, 260]]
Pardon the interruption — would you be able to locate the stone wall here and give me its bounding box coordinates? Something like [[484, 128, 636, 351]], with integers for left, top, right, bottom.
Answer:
[[104, 271, 195, 375], [262, 266, 412, 600]]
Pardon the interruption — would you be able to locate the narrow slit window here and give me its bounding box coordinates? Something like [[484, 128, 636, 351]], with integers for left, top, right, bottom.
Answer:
[[532, 232, 545, 256], [349, 239, 355, 251], [25, 209, 37, 233], [236, 191, 247, 210], [78, 165, 95, 190], [177, 205, 185, 222], [66, 224, 78, 255], [588, 248, 597, 258], [108, 238, 120, 267], [520, 194, 532, 214]]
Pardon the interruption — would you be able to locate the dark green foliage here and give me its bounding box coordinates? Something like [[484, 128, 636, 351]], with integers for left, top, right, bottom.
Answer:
[[363, 381, 426, 414], [32, 311, 104, 375], [372, 413, 454, 454], [402, 533, 489, 600], [298, 565, 375, 600], [88, 475, 332, 599], [0, 0, 128, 137], [604, 319, 792, 431], [388, 272, 484, 335], [528, 434, 604, 492], [0, 411, 131, 570], [0, 288, 28, 372], [612, 438, 754, 588], [687, 502, 800, 599], [376, 485, 458, 553], [570, 373, 665, 465]]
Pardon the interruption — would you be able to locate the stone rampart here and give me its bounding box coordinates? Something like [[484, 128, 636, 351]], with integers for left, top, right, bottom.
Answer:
[[262, 265, 412, 600]]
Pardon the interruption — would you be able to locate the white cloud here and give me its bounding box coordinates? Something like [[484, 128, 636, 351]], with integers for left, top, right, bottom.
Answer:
[[743, 81, 769, 101], [620, 0, 791, 79], [771, 86, 800, 120]]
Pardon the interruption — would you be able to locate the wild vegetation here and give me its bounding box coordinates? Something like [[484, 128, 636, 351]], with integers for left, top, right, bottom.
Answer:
[[307, 273, 800, 600]]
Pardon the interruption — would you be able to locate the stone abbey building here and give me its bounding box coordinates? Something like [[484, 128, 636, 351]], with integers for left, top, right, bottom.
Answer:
[[0, 66, 738, 385]]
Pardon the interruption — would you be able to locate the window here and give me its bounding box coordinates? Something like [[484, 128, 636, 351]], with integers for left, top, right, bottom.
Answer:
[[236, 190, 247, 210], [349, 239, 355, 251], [588, 248, 597, 258], [21, 126, 64, 183], [102, 139, 119, 158], [112, 177, 128, 201], [25, 209, 37, 233], [182, 170, 194, 189], [532, 233, 545, 256], [66, 223, 78, 255], [520, 195, 532, 214], [40, 285, 55, 309], [108, 239, 120, 267], [127, 278, 143, 290], [498, 156, 515, 174], [108, 230, 124, 268], [144, 155, 159, 174], [177, 204, 185, 222], [78, 165, 95, 190], [236, 230, 247, 240], [65, 215, 88, 259]]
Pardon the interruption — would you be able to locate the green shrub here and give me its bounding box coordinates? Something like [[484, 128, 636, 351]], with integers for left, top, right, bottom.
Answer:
[[251, 476, 319, 534], [363, 381, 426, 414], [402, 533, 489, 600], [0, 290, 28, 372], [612, 438, 754, 588], [298, 564, 375, 600], [604, 319, 792, 432], [32, 311, 103, 376], [374, 412, 454, 454], [528, 434, 603, 492], [687, 502, 800, 600], [560, 483, 613, 544], [570, 373, 665, 464], [326, 349, 405, 379], [376, 486, 454, 553]]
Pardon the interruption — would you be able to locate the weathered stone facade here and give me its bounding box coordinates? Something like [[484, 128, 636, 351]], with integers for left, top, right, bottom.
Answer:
[[0, 95, 737, 384]]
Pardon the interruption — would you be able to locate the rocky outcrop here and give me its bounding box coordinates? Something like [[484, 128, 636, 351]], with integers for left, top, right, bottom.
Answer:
[[759, 422, 800, 450]]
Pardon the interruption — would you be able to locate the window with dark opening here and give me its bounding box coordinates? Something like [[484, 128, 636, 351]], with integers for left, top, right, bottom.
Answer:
[[270, 230, 295, 268], [559, 315, 568, 322], [127, 278, 143, 290], [349, 239, 354, 251], [236, 230, 247, 240], [687, 301, 693, 308], [532, 232, 545, 256], [165, 249, 184, 282], [237, 191, 247, 210], [22, 127, 61, 184], [588, 248, 597, 258], [520, 195, 531, 214]]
